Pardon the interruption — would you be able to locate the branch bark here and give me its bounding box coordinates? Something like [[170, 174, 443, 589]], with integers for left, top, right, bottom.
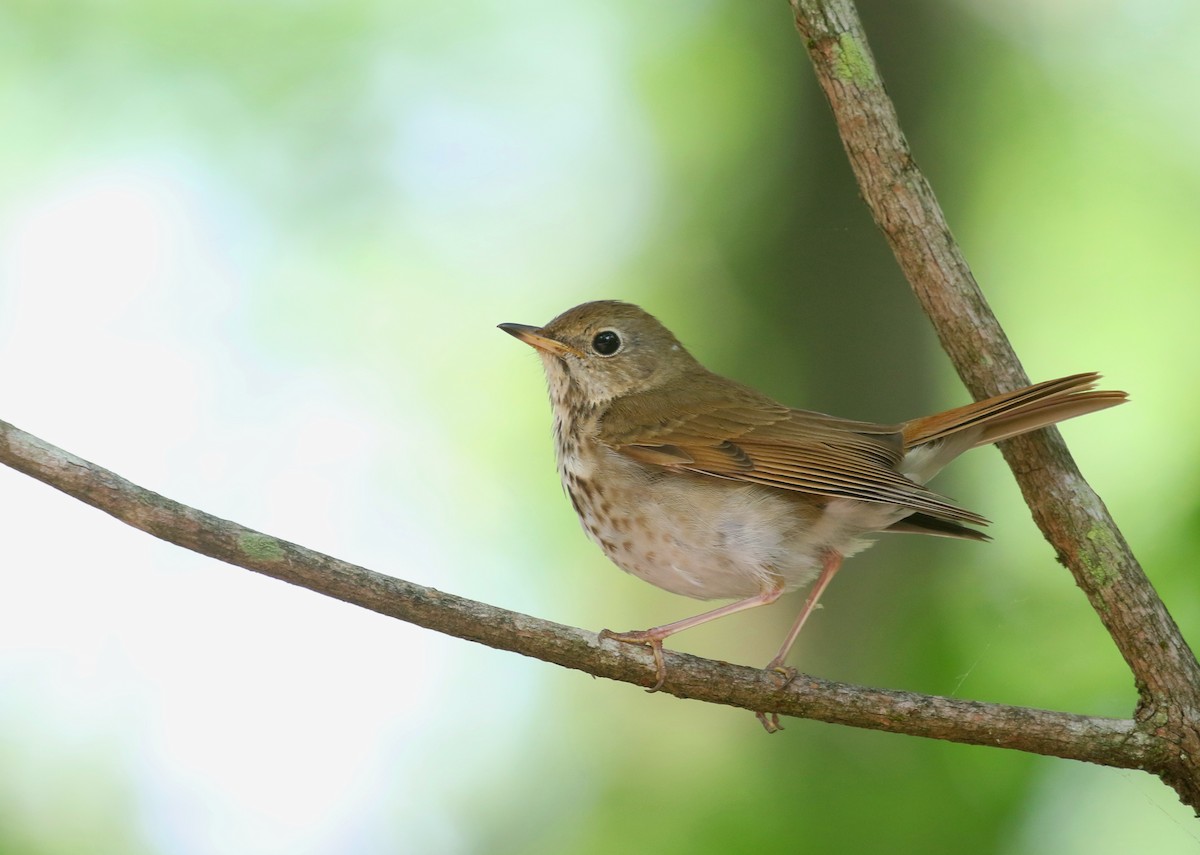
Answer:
[[790, 0, 1200, 808], [0, 418, 1168, 772]]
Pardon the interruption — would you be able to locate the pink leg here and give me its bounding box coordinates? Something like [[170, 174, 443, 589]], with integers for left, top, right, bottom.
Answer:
[[600, 576, 786, 692], [756, 551, 844, 733], [765, 550, 844, 672]]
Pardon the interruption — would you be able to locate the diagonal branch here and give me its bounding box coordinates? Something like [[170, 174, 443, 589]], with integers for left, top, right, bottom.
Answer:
[[0, 418, 1167, 771], [790, 0, 1200, 807]]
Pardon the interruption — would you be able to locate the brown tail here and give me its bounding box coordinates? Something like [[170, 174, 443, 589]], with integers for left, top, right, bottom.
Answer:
[[902, 373, 1128, 450]]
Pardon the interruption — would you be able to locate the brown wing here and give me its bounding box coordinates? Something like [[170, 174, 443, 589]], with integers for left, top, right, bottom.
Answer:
[[598, 374, 987, 525]]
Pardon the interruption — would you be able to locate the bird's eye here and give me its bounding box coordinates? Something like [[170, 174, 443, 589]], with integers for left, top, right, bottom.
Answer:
[[591, 330, 622, 356]]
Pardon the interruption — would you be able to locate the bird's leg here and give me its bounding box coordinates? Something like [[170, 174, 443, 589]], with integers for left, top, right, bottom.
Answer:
[[754, 551, 844, 733], [765, 550, 843, 673], [600, 577, 786, 692]]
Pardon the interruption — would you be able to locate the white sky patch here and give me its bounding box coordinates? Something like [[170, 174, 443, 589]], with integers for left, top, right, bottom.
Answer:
[[0, 159, 537, 854]]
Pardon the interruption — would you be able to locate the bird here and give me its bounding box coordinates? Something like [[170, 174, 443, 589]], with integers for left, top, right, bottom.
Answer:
[[500, 300, 1126, 722]]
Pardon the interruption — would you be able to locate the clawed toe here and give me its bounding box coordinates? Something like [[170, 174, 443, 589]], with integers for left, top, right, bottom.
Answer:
[[755, 710, 784, 733], [768, 664, 798, 688], [599, 628, 668, 692], [754, 662, 798, 732]]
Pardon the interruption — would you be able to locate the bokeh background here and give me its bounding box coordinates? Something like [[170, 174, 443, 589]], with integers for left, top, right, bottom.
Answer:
[[1, 0, 1198, 852]]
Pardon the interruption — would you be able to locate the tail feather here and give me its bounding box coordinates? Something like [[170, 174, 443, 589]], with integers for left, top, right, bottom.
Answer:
[[902, 373, 1127, 450]]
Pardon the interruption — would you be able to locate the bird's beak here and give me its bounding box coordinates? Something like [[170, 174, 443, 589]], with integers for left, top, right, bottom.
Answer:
[[498, 323, 582, 357]]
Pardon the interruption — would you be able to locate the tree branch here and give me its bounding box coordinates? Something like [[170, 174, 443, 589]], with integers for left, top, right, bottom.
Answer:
[[790, 0, 1200, 807], [0, 418, 1168, 772]]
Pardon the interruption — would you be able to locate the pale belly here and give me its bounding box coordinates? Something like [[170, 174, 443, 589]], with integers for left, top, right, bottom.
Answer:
[[558, 444, 905, 601]]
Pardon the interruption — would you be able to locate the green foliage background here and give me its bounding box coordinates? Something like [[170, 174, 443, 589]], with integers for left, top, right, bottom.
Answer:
[[1, 1, 1198, 852]]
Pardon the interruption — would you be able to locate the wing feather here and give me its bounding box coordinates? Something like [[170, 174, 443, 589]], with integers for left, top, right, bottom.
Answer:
[[599, 373, 986, 525]]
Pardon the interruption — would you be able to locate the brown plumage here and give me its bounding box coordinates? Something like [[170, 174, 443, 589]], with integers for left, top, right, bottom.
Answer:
[[501, 300, 1127, 708]]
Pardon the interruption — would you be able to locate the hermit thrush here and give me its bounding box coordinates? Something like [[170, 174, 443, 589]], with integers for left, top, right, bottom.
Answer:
[[500, 300, 1126, 719]]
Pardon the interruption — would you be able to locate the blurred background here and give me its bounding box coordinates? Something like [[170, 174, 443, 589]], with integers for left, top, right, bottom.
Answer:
[[1, 0, 1197, 852]]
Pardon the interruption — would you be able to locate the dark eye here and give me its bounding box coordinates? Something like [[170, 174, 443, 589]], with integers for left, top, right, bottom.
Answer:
[[591, 330, 622, 356]]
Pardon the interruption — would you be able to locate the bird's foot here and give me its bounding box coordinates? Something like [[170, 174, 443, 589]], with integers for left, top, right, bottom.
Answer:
[[766, 663, 798, 688], [756, 711, 784, 733], [599, 628, 668, 692], [754, 663, 798, 733]]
